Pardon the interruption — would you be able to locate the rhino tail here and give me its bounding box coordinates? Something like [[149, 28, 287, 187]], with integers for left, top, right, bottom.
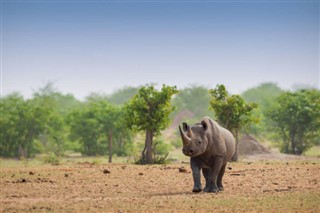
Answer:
[[231, 145, 238, 162]]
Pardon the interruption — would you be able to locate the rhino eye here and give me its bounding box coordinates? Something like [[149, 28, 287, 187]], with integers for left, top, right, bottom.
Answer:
[[198, 141, 201, 144]]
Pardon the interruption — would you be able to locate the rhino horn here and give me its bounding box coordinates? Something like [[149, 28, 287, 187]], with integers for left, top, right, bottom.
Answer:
[[179, 125, 191, 146], [187, 127, 194, 138]]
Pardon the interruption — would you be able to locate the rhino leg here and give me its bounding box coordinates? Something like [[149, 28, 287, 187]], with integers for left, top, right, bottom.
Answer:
[[217, 164, 226, 191], [202, 168, 211, 192], [208, 157, 224, 193], [190, 158, 202, 193]]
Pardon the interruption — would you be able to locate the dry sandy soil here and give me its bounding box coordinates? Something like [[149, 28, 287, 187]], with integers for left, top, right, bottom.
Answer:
[[1, 158, 320, 213]]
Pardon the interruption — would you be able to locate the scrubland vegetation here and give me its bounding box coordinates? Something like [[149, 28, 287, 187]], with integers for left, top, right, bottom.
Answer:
[[1, 82, 319, 162]]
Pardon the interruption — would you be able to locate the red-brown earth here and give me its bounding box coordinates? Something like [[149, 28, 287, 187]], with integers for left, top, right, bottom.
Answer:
[[1, 159, 319, 212]]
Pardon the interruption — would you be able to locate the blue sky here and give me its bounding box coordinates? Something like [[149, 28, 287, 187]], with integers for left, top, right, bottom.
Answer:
[[1, 0, 319, 99]]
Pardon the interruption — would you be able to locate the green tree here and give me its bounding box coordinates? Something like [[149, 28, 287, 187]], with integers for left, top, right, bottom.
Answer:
[[107, 86, 139, 105], [32, 84, 69, 156], [242, 83, 283, 112], [67, 99, 132, 159], [67, 104, 103, 156], [33, 82, 81, 116], [94, 100, 132, 162], [124, 85, 178, 164], [209, 84, 257, 161], [242, 83, 284, 137], [269, 89, 320, 155], [0, 92, 62, 158], [0, 93, 26, 157]]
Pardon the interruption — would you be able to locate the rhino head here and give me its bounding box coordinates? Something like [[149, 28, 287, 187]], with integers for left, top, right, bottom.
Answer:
[[179, 121, 209, 157]]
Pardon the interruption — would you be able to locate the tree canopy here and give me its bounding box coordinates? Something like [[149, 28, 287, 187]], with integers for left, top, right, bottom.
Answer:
[[0, 92, 64, 158], [269, 89, 320, 154], [241, 82, 284, 137], [67, 99, 132, 158], [107, 86, 139, 105]]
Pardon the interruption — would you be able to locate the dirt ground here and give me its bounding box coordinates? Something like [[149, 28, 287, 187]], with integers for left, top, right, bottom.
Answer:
[[1, 158, 320, 213]]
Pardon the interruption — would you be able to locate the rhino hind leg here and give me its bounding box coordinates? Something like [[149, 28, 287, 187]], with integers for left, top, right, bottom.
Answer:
[[209, 157, 224, 193], [202, 168, 211, 192], [217, 164, 227, 191]]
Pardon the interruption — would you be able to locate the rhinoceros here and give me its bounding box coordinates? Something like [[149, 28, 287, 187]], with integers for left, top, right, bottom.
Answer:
[[179, 116, 236, 193]]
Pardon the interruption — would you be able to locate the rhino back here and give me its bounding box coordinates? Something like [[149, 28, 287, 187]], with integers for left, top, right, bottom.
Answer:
[[219, 126, 236, 162], [203, 117, 236, 162]]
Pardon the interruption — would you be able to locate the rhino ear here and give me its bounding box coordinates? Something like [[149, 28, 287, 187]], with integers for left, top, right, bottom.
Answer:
[[182, 122, 189, 131], [201, 120, 208, 131]]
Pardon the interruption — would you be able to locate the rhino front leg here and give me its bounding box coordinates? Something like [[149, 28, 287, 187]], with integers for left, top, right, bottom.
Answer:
[[209, 157, 224, 193], [190, 158, 202, 193]]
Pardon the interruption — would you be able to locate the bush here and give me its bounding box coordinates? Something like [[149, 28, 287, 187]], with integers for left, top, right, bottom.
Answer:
[[133, 137, 172, 164], [153, 153, 169, 164], [153, 138, 172, 156], [43, 152, 60, 165], [135, 153, 169, 165]]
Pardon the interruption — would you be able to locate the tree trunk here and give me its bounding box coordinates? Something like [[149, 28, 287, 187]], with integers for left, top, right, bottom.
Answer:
[[290, 132, 296, 154], [109, 128, 113, 163], [291, 143, 296, 155], [281, 128, 289, 154], [153, 142, 157, 160], [119, 133, 123, 152], [231, 130, 239, 162], [143, 130, 153, 164], [18, 144, 27, 160]]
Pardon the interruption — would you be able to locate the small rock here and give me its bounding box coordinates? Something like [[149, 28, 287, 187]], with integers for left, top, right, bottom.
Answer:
[[15, 178, 29, 183], [179, 167, 187, 173], [139, 172, 143, 175], [103, 169, 111, 174], [64, 173, 69, 177], [275, 188, 290, 192], [29, 171, 35, 175]]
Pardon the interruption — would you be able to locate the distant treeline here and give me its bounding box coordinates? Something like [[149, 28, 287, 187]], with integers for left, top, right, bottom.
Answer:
[[1, 82, 319, 159]]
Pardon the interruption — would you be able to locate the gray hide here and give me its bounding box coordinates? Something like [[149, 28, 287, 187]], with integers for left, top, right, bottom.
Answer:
[[179, 116, 235, 193]]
